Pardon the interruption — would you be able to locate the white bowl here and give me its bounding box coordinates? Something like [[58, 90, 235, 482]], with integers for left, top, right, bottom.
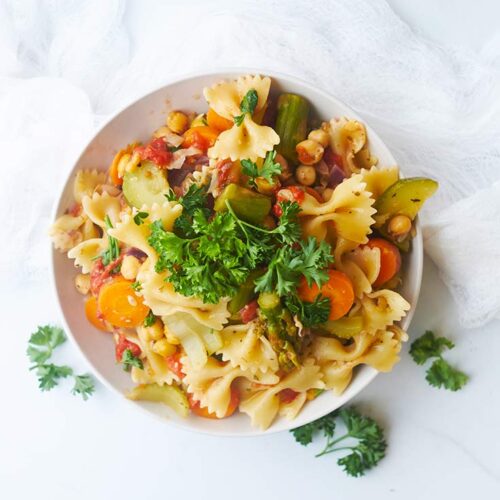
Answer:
[[51, 70, 423, 436]]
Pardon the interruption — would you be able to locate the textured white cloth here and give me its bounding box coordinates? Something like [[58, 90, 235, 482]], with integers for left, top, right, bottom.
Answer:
[[1, 0, 500, 327]]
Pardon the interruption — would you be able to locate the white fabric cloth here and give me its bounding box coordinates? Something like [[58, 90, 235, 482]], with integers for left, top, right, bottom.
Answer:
[[1, 0, 499, 327]]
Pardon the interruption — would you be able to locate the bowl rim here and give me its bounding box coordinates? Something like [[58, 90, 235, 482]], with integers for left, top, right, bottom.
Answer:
[[50, 67, 423, 436]]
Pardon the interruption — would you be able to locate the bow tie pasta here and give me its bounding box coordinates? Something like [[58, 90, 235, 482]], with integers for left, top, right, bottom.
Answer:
[[50, 74, 437, 430]]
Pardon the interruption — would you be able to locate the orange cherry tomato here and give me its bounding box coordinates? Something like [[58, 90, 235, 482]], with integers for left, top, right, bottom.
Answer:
[[207, 108, 233, 131], [182, 126, 219, 151], [165, 352, 185, 379], [298, 269, 355, 321], [365, 238, 401, 287], [188, 385, 240, 419], [97, 278, 150, 328], [84, 296, 109, 332]]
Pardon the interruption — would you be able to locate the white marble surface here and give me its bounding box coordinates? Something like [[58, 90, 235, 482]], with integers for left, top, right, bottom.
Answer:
[[2, 1, 500, 499]]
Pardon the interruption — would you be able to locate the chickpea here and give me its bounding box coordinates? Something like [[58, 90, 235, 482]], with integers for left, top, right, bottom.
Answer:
[[296, 139, 324, 165], [322, 187, 334, 201], [275, 153, 292, 181], [152, 339, 177, 357], [74, 273, 90, 295], [295, 165, 317, 186], [142, 320, 164, 341], [308, 129, 330, 148], [121, 255, 141, 281], [166, 110, 189, 135], [255, 177, 280, 196], [388, 214, 412, 238]]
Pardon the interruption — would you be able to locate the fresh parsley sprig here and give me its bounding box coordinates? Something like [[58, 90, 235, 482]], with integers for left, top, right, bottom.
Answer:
[[27, 325, 95, 400], [241, 150, 282, 188], [133, 211, 149, 225], [291, 407, 387, 477], [234, 89, 258, 126], [121, 349, 144, 371], [143, 310, 156, 327], [102, 215, 120, 265], [409, 330, 468, 391]]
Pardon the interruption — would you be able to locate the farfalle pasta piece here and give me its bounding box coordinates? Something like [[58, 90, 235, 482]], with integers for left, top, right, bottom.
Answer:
[[49, 214, 85, 252], [328, 118, 378, 175], [204, 75, 279, 161], [334, 238, 381, 297], [359, 165, 399, 199], [82, 191, 122, 228], [359, 289, 411, 334], [299, 174, 376, 242], [217, 321, 279, 375], [67, 238, 107, 273], [182, 356, 278, 418], [312, 326, 408, 393], [73, 169, 107, 203], [239, 360, 324, 430]]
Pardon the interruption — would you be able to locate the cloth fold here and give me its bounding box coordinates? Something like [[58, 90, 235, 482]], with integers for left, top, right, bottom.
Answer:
[[1, 0, 499, 327]]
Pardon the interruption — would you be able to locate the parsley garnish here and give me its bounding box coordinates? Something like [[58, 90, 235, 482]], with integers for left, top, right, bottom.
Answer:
[[241, 150, 282, 188], [133, 211, 149, 225], [121, 349, 144, 371], [285, 294, 331, 327], [101, 215, 120, 265], [409, 330, 468, 391], [168, 145, 182, 152], [27, 325, 95, 400], [234, 89, 258, 126], [131, 281, 142, 292], [291, 407, 387, 477], [143, 310, 156, 327]]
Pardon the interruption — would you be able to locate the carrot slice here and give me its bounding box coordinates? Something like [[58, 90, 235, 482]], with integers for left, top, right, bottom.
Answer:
[[97, 278, 150, 328], [182, 126, 219, 151], [298, 269, 355, 321], [84, 296, 109, 332], [207, 108, 233, 131], [365, 238, 401, 287]]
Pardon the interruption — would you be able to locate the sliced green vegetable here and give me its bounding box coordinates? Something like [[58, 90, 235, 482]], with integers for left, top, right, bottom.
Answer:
[[122, 161, 170, 208], [374, 178, 438, 226], [322, 316, 364, 339], [214, 183, 271, 224], [228, 269, 264, 315], [127, 383, 189, 417], [257, 291, 281, 312], [275, 93, 309, 164]]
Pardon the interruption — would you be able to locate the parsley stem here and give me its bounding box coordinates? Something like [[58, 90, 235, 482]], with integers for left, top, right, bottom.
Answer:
[[315, 433, 351, 457], [225, 200, 273, 235]]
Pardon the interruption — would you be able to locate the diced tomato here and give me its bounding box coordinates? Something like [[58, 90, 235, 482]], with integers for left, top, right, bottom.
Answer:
[[216, 159, 238, 189], [278, 388, 299, 404], [323, 147, 344, 171], [90, 256, 123, 296], [240, 300, 258, 323], [188, 385, 240, 419], [134, 137, 173, 167], [165, 352, 185, 379], [115, 334, 141, 362], [68, 203, 82, 217], [273, 186, 305, 216]]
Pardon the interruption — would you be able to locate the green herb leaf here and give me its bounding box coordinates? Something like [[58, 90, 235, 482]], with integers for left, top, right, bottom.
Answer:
[[241, 151, 282, 188], [409, 330, 454, 365], [143, 310, 156, 327], [101, 215, 120, 265], [36, 363, 73, 391], [426, 358, 469, 391], [71, 374, 95, 400], [131, 281, 142, 292], [27, 325, 66, 365], [234, 89, 258, 126], [122, 349, 144, 371], [168, 145, 182, 152], [133, 211, 149, 225], [285, 294, 330, 327]]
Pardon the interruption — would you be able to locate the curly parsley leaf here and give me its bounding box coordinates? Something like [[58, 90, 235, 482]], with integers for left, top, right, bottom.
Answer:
[[241, 151, 282, 188], [131, 281, 142, 292], [274, 201, 302, 244], [409, 330, 454, 365], [285, 294, 331, 327], [234, 89, 258, 126], [291, 407, 386, 477], [410, 330, 468, 391], [27, 325, 96, 400], [121, 349, 144, 371], [143, 310, 156, 327], [426, 358, 469, 391], [133, 211, 149, 225]]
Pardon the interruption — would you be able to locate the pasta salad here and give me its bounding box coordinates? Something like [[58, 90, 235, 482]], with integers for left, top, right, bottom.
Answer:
[[50, 75, 437, 429]]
